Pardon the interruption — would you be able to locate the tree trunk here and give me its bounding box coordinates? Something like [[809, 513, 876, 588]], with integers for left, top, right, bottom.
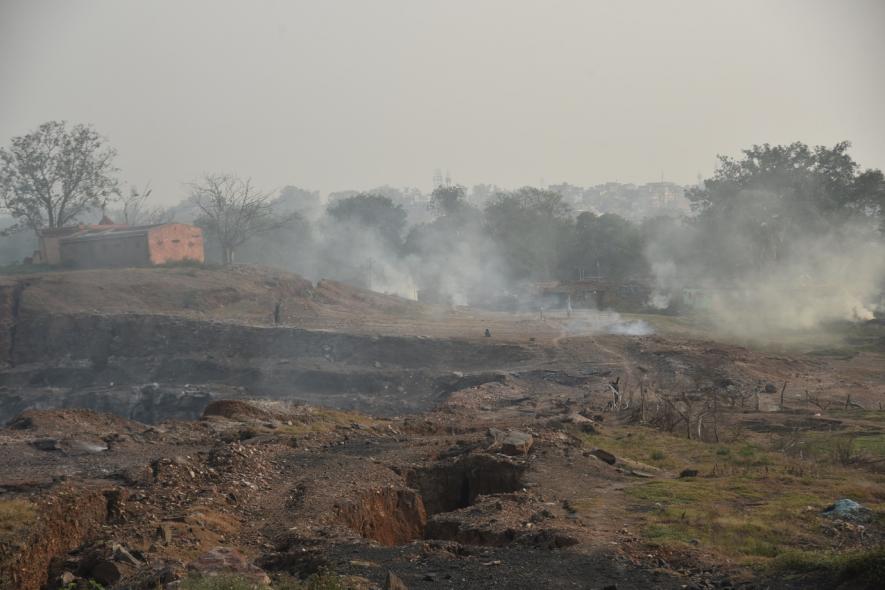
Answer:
[[222, 245, 235, 265]]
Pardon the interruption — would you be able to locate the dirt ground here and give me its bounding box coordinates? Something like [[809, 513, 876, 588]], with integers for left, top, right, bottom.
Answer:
[[1, 267, 883, 590]]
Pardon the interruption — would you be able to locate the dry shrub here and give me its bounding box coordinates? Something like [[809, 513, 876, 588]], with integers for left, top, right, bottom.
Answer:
[[829, 436, 858, 466]]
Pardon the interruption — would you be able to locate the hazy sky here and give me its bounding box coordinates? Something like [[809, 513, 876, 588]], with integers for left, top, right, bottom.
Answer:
[[2, 0, 884, 205]]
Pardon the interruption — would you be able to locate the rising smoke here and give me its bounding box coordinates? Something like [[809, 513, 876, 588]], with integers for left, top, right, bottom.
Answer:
[[645, 188, 885, 341], [203, 169, 885, 345]]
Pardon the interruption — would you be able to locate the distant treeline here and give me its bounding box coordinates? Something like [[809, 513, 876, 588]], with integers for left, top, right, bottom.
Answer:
[[3, 126, 883, 327]]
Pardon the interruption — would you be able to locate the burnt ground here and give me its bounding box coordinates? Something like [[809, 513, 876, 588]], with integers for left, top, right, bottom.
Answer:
[[1, 267, 884, 590]]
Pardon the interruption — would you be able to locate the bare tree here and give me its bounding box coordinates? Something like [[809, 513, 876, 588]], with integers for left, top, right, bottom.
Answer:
[[189, 173, 294, 265], [0, 121, 120, 233], [805, 390, 832, 413], [111, 182, 173, 226]]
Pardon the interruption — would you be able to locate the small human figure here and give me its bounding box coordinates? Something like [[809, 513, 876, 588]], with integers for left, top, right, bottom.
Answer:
[[273, 300, 282, 325], [484, 328, 491, 337]]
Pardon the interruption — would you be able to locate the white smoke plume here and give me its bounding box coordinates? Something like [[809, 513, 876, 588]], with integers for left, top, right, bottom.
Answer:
[[644, 192, 885, 342]]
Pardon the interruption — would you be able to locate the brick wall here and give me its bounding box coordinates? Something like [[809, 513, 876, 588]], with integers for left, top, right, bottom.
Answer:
[[147, 224, 204, 265]]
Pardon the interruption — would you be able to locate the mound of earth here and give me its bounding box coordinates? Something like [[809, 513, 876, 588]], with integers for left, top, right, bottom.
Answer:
[[0, 266, 422, 326], [5, 408, 144, 436]]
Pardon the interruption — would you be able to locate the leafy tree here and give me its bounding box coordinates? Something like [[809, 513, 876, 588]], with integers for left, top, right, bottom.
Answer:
[[408, 184, 481, 252], [190, 173, 295, 265], [326, 193, 407, 248], [0, 121, 120, 233], [686, 141, 885, 249], [562, 212, 648, 280], [429, 184, 469, 217], [686, 141, 885, 270], [468, 184, 501, 208], [484, 187, 573, 281]]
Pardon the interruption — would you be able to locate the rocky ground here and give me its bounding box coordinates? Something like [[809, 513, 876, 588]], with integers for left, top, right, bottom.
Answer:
[[1, 267, 883, 589]]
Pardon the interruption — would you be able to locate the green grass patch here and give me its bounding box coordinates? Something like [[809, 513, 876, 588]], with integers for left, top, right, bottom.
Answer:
[[772, 548, 885, 587], [852, 432, 885, 458], [582, 426, 771, 474], [630, 473, 885, 563], [583, 423, 885, 566], [828, 409, 885, 424], [798, 430, 885, 464], [272, 407, 381, 437], [642, 523, 694, 544]]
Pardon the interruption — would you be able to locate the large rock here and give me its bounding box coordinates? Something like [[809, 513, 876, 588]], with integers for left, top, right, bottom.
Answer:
[[822, 498, 872, 522], [500, 431, 533, 456], [564, 413, 598, 434], [589, 448, 616, 465]]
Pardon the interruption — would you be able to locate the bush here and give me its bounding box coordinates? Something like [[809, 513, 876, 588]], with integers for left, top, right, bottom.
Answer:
[[650, 450, 665, 461], [829, 436, 857, 465]]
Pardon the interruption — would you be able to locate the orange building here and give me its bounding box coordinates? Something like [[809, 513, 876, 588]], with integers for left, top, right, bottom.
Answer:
[[52, 222, 204, 268]]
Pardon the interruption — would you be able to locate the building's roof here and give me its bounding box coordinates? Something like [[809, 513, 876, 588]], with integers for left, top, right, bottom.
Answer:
[[39, 224, 90, 238], [58, 223, 186, 244]]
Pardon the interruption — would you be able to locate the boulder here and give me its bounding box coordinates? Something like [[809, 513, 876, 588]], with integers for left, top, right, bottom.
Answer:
[[500, 431, 534, 456], [822, 498, 872, 522], [589, 448, 616, 465], [564, 413, 598, 434]]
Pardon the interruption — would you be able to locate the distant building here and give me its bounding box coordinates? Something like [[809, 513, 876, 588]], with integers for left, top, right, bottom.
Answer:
[[35, 216, 204, 268], [35, 215, 125, 265]]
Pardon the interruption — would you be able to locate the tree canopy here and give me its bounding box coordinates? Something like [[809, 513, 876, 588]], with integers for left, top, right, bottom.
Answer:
[[429, 184, 469, 217], [0, 121, 120, 233], [326, 193, 407, 248], [688, 141, 884, 226], [685, 141, 885, 271], [190, 173, 295, 265], [561, 212, 648, 280], [484, 187, 573, 281]]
